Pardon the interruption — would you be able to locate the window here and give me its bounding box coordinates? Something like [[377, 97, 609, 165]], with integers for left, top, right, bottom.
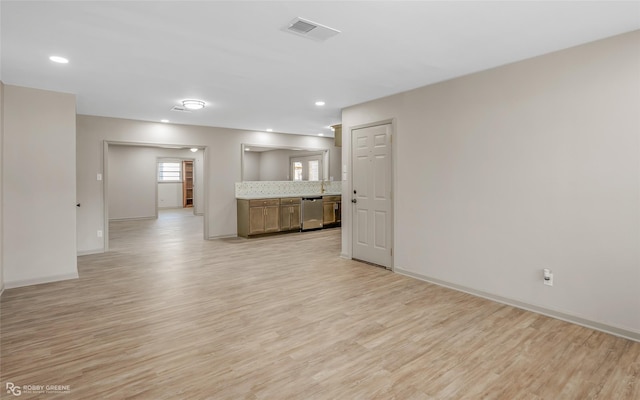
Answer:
[[293, 162, 303, 181], [158, 162, 182, 182], [290, 155, 323, 181], [308, 160, 319, 181]]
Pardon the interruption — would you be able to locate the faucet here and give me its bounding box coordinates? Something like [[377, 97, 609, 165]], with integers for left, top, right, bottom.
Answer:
[[321, 180, 326, 193]]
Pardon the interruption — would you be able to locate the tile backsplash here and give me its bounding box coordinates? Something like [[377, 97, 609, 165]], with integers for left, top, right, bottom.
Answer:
[[235, 181, 343, 197]]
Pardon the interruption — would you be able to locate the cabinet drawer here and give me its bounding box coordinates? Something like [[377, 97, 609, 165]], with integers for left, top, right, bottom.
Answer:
[[323, 195, 341, 202], [249, 198, 280, 207], [280, 197, 301, 205]]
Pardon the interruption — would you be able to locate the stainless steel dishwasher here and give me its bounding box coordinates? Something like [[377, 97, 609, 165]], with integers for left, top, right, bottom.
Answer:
[[301, 196, 323, 231]]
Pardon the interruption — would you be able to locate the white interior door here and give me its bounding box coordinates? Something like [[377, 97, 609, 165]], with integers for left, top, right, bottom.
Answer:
[[351, 124, 392, 268]]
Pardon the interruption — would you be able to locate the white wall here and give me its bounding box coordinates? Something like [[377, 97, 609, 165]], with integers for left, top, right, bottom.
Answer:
[[108, 146, 156, 220], [242, 151, 260, 181], [0, 81, 4, 294], [157, 182, 182, 209], [342, 31, 640, 339], [259, 149, 292, 181], [3, 85, 77, 288], [76, 117, 339, 251], [108, 146, 203, 220]]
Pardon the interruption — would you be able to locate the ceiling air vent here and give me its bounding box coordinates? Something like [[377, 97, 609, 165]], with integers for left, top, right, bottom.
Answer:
[[170, 106, 192, 113], [284, 17, 340, 41]]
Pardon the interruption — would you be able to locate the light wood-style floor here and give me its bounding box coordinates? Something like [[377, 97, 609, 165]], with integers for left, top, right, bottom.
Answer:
[[2, 208, 639, 399]]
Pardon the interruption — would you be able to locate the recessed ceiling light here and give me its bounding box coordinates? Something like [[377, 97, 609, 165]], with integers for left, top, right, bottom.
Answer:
[[318, 133, 324, 136], [245, 148, 251, 151], [190, 148, 198, 153], [315, 101, 325, 106], [160, 119, 170, 123], [182, 99, 205, 110], [266, 128, 273, 132], [329, 126, 335, 131], [49, 56, 69, 64]]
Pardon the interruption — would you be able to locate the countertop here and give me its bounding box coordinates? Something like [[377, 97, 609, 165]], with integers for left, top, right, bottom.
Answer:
[[236, 192, 341, 200]]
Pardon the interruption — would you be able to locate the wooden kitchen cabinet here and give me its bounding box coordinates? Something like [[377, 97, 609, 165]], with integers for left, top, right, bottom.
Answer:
[[322, 195, 341, 227], [332, 124, 342, 147], [237, 198, 280, 237], [238, 196, 335, 238], [280, 197, 301, 232]]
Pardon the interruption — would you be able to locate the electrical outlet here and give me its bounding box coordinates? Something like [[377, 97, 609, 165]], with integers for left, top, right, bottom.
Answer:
[[543, 268, 553, 286], [97, 230, 103, 238]]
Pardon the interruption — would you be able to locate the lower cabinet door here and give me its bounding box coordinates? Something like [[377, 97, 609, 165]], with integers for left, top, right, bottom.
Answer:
[[323, 202, 336, 225], [249, 207, 266, 234], [290, 205, 301, 230], [264, 206, 280, 232], [279, 206, 291, 231], [280, 205, 301, 231]]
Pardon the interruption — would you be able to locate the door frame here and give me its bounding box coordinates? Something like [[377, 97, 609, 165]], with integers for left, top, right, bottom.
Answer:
[[347, 119, 395, 270], [103, 140, 209, 252]]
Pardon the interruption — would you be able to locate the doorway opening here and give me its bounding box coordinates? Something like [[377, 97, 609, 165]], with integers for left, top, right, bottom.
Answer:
[[103, 141, 208, 252]]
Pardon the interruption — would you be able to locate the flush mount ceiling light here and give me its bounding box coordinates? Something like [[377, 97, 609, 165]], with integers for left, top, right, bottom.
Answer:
[[182, 99, 205, 110], [244, 148, 251, 151], [49, 55, 69, 64], [190, 148, 198, 153], [266, 128, 273, 132], [318, 133, 324, 136], [315, 101, 325, 106], [160, 119, 169, 123]]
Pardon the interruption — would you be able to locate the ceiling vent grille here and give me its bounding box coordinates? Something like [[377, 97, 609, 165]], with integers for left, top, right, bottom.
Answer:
[[170, 106, 192, 113], [290, 20, 317, 34], [284, 17, 340, 41]]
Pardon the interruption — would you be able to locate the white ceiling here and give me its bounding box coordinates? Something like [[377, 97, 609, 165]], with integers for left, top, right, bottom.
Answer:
[[2, 1, 639, 137]]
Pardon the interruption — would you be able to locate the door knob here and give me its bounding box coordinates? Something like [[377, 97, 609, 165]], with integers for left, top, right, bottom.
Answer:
[[351, 198, 357, 204]]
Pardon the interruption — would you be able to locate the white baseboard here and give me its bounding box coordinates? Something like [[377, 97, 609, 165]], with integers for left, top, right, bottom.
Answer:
[[395, 267, 640, 343], [77, 249, 105, 256], [340, 253, 351, 260], [208, 233, 239, 240], [4, 272, 79, 289], [109, 216, 155, 222]]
